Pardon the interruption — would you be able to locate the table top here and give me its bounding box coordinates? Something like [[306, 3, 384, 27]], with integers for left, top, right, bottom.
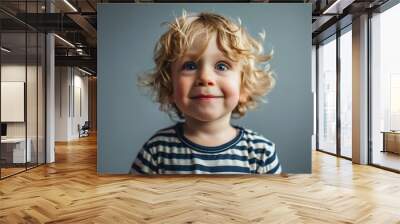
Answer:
[[381, 131, 400, 134], [1, 138, 28, 143]]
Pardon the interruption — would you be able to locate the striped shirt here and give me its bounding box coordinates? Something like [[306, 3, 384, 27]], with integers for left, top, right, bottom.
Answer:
[[130, 123, 282, 174]]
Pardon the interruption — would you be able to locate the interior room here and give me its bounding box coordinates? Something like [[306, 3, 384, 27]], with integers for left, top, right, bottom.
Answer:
[[0, 0, 399, 223]]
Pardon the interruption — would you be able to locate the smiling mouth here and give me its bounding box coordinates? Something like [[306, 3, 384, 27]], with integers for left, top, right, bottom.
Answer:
[[190, 95, 224, 99]]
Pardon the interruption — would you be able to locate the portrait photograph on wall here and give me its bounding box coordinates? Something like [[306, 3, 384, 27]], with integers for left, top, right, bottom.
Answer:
[[97, 3, 312, 175]]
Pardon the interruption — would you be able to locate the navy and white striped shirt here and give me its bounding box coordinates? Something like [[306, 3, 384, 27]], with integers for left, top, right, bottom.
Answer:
[[130, 123, 282, 174]]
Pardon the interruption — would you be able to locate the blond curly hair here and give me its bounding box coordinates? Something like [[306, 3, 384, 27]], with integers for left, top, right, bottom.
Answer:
[[138, 10, 275, 119]]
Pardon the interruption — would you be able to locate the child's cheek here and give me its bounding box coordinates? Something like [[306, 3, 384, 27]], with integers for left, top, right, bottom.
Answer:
[[225, 77, 242, 99], [173, 78, 191, 103]]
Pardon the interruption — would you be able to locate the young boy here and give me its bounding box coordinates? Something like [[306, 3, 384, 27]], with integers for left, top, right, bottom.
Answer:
[[131, 11, 282, 174]]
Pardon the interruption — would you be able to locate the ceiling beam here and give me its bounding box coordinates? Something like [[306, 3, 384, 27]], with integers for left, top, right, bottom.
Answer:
[[55, 55, 96, 72], [67, 13, 97, 46]]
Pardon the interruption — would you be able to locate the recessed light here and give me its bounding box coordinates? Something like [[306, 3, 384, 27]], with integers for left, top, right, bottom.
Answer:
[[78, 67, 92, 76], [1, 47, 11, 53], [63, 0, 78, 12], [54, 34, 75, 48]]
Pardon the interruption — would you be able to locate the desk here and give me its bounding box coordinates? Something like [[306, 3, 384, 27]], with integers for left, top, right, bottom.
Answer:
[[382, 131, 400, 154], [1, 138, 31, 163]]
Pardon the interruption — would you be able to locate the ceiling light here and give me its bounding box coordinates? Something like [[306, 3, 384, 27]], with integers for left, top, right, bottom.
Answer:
[[1, 47, 11, 53], [78, 67, 92, 76], [63, 0, 78, 12], [76, 48, 85, 55], [54, 34, 75, 48], [323, 0, 342, 14]]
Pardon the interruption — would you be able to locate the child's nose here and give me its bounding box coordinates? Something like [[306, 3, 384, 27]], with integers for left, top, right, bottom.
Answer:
[[195, 66, 215, 86], [196, 79, 214, 86]]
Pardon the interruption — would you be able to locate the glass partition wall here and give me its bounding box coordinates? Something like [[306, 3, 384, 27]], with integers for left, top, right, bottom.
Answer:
[[317, 35, 337, 155], [316, 0, 400, 172], [0, 30, 27, 177], [316, 26, 353, 159], [370, 3, 400, 172], [339, 26, 352, 159], [0, 2, 46, 179]]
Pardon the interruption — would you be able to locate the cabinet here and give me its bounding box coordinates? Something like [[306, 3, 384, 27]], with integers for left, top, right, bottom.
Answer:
[[0, 138, 32, 164], [382, 131, 400, 154]]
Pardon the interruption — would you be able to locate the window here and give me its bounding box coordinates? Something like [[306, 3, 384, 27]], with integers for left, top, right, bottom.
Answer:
[[371, 2, 400, 171], [318, 35, 337, 155], [340, 27, 352, 158]]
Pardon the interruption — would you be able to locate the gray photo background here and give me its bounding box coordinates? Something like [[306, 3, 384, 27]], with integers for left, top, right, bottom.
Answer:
[[98, 3, 312, 174]]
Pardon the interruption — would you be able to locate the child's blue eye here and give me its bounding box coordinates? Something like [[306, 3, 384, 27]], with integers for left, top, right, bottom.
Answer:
[[215, 62, 229, 71], [182, 61, 197, 70]]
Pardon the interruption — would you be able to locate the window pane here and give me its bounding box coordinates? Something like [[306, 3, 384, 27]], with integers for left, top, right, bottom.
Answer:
[[340, 29, 352, 158], [38, 32, 45, 165], [318, 36, 337, 154], [27, 31, 38, 169], [1, 30, 27, 177], [371, 3, 400, 171]]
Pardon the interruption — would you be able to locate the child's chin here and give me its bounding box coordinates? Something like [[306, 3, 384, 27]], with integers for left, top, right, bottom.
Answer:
[[189, 112, 228, 122]]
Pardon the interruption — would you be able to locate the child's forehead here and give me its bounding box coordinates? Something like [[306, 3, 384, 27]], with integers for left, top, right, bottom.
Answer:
[[167, 24, 243, 63], [184, 35, 224, 57], [184, 33, 213, 52]]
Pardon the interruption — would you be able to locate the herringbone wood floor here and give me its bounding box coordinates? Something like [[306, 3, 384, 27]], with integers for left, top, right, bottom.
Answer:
[[1, 134, 400, 224]]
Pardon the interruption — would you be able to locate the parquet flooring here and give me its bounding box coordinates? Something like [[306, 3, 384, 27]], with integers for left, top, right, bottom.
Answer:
[[373, 150, 400, 171], [1, 167, 26, 178], [1, 134, 400, 223]]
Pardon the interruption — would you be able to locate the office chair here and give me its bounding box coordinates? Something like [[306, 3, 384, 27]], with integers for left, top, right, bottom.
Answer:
[[79, 121, 90, 138]]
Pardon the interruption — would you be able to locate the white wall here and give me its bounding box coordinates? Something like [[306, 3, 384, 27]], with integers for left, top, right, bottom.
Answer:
[[1, 66, 26, 137], [55, 67, 89, 141], [70, 71, 89, 138], [1, 63, 46, 164], [55, 66, 70, 141], [1, 65, 40, 137]]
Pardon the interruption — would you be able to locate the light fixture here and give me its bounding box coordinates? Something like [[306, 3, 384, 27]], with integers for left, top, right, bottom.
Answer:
[[54, 34, 75, 48], [78, 67, 92, 76], [63, 0, 78, 12], [1, 47, 11, 53], [76, 48, 85, 55], [322, 0, 343, 15]]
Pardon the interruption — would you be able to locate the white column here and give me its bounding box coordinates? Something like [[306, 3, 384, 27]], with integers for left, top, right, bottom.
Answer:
[[46, 1, 55, 163], [352, 14, 369, 164], [55, 67, 73, 141]]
